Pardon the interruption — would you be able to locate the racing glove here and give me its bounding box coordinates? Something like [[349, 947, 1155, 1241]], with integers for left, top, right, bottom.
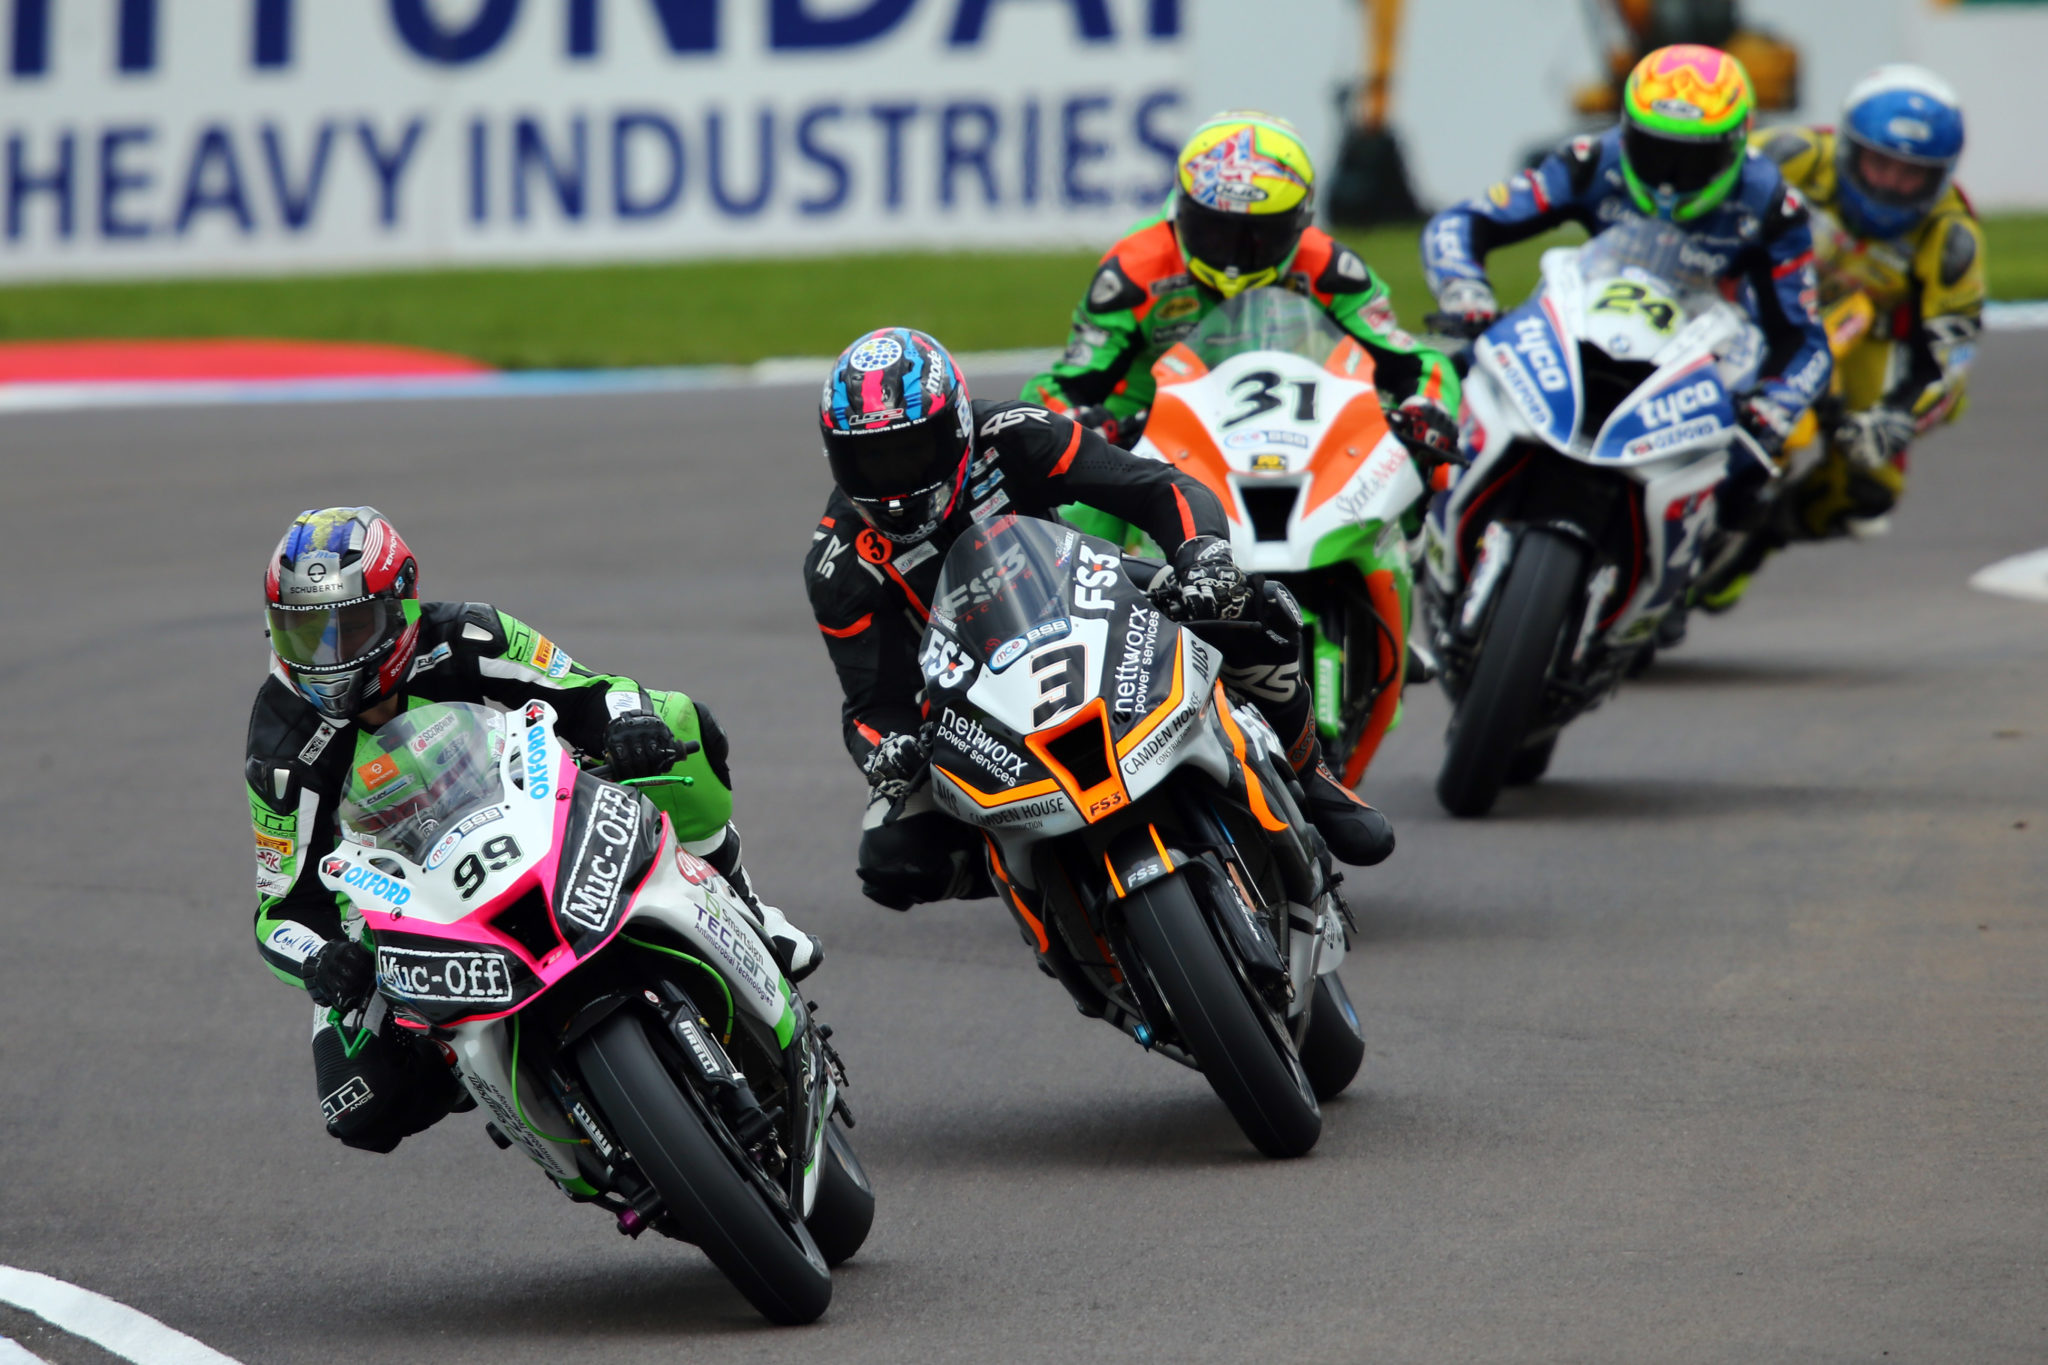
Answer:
[[605, 711, 680, 780], [1152, 535, 1254, 623], [1072, 404, 1149, 450], [861, 732, 930, 802], [1430, 278, 1498, 339], [307, 938, 375, 1012], [1388, 396, 1463, 468], [1834, 406, 1916, 471], [1736, 391, 1800, 459]]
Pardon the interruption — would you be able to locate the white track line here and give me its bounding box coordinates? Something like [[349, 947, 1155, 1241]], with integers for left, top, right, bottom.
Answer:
[[1968, 548, 2048, 603], [0, 1338, 51, 1364], [0, 1268, 242, 1365]]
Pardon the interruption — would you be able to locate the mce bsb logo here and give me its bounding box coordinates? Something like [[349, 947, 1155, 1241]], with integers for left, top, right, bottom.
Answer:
[[6, 0, 1186, 78]]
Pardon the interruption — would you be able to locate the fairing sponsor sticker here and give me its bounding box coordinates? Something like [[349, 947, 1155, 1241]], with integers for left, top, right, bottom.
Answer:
[[556, 783, 643, 933], [988, 617, 1073, 672], [377, 945, 516, 1005], [321, 854, 412, 907], [422, 806, 506, 871]]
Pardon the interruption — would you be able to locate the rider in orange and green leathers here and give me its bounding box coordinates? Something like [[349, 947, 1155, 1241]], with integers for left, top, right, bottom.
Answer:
[[1022, 111, 1460, 544]]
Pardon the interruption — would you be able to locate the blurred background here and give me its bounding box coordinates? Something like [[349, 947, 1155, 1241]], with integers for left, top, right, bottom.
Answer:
[[0, 0, 2042, 370]]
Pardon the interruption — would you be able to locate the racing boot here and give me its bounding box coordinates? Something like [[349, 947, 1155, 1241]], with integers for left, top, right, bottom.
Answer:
[[693, 822, 824, 982], [1297, 742, 1396, 868]]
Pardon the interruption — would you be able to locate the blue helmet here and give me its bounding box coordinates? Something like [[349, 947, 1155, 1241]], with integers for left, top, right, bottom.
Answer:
[[1834, 65, 1965, 240]]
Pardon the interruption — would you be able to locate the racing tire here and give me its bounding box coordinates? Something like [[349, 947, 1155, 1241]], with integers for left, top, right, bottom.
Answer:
[[577, 1012, 832, 1326], [806, 1120, 875, 1268], [1124, 872, 1322, 1159], [1436, 528, 1587, 818], [1504, 736, 1557, 787], [1299, 973, 1366, 1101]]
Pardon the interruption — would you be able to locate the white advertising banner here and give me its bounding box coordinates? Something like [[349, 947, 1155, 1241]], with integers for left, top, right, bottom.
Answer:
[[0, 0, 1195, 279]]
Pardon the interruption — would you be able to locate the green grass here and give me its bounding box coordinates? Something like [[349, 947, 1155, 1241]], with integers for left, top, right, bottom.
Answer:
[[1, 215, 2042, 371]]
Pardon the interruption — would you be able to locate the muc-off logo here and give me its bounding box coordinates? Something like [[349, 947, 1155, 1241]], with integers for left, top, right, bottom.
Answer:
[[1639, 379, 1719, 429], [524, 724, 551, 799], [1512, 316, 1569, 393], [558, 784, 641, 932], [322, 857, 411, 907], [377, 946, 513, 1004]]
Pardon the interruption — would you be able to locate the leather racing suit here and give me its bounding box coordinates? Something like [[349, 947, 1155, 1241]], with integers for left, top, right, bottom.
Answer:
[[1026, 216, 1461, 547], [804, 399, 1390, 909], [246, 602, 792, 1152], [1752, 125, 1985, 538]]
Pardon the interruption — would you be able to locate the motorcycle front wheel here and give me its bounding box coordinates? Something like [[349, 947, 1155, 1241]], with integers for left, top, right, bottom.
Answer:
[[1124, 871, 1322, 1158], [577, 1011, 833, 1325], [1436, 527, 1587, 818]]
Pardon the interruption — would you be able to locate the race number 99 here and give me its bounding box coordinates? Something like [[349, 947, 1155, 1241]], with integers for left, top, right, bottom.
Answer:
[[454, 835, 523, 900]]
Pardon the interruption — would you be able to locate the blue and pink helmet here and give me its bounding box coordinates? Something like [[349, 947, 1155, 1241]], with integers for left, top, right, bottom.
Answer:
[[819, 328, 974, 544]]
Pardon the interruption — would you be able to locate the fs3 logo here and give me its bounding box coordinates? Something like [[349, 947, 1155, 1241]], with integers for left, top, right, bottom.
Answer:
[[1072, 545, 1120, 615], [919, 634, 975, 690]]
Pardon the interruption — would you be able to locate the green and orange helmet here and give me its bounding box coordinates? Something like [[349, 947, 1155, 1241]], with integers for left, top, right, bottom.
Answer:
[[1620, 44, 1756, 222], [1173, 112, 1316, 298]]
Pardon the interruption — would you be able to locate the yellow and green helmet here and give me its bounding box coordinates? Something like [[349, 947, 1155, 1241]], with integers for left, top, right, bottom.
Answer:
[[1620, 44, 1756, 222], [1173, 111, 1316, 298]]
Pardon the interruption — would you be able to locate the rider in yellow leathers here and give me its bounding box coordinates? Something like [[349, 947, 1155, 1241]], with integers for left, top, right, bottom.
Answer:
[[1702, 64, 1982, 608]]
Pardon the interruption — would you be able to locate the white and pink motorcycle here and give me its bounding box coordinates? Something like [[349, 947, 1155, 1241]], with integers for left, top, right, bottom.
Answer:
[[318, 699, 869, 1325]]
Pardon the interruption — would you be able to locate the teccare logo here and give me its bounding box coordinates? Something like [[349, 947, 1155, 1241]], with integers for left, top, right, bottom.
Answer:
[[524, 723, 551, 800], [322, 856, 412, 907], [377, 945, 513, 1005], [1638, 378, 1719, 430], [1512, 315, 1569, 393]]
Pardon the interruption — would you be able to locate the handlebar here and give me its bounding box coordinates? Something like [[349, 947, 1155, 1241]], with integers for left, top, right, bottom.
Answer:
[[584, 737, 702, 783]]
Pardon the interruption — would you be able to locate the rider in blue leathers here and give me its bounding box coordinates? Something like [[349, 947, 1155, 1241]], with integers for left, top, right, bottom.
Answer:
[[1422, 51, 1833, 475]]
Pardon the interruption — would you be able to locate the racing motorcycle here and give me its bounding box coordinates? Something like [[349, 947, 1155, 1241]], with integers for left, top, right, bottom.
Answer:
[[918, 512, 1365, 1158], [318, 700, 871, 1325], [1420, 218, 1775, 817], [1126, 287, 1428, 787]]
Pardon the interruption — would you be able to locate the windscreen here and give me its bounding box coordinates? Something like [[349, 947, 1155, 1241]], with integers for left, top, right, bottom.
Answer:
[[338, 702, 507, 864], [1574, 218, 1722, 322], [929, 514, 1081, 663], [1183, 287, 1351, 370]]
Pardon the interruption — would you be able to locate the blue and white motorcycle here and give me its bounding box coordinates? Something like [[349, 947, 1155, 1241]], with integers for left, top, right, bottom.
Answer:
[[1420, 219, 1775, 817]]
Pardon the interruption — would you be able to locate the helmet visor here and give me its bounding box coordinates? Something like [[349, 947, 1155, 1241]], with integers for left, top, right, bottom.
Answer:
[[824, 418, 967, 503], [1175, 199, 1302, 281], [1844, 141, 1944, 208], [1623, 123, 1742, 197], [268, 597, 406, 672]]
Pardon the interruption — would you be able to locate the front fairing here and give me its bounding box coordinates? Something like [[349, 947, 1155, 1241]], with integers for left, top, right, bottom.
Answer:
[[320, 702, 665, 1028], [922, 517, 1224, 837]]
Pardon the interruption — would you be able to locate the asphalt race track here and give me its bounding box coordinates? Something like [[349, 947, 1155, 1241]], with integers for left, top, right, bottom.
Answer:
[[5, 339, 2047, 1363]]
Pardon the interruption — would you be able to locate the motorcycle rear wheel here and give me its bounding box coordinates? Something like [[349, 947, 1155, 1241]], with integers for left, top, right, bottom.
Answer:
[[1436, 528, 1587, 818], [1124, 872, 1322, 1158], [577, 1011, 833, 1325]]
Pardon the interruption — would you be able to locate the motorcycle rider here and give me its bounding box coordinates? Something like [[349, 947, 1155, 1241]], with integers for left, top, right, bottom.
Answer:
[[1694, 64, 1979, 601], [1024, 110, 1461, 477], [248, 506, 817, 1153], [806, 328, 1395, 911], [1423, 43, 1832, 571]]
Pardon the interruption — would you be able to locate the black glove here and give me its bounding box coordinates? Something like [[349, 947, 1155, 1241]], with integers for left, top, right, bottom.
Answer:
[[605, 711, 679, 780], [861, 732, 929, 802], [1072, 404, 1148, 449], [1387, 397, 1463, 467], [1736, 392, 1799, 459], [1154, 535, 1253, 622], [307, 938, 375, 1012]]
